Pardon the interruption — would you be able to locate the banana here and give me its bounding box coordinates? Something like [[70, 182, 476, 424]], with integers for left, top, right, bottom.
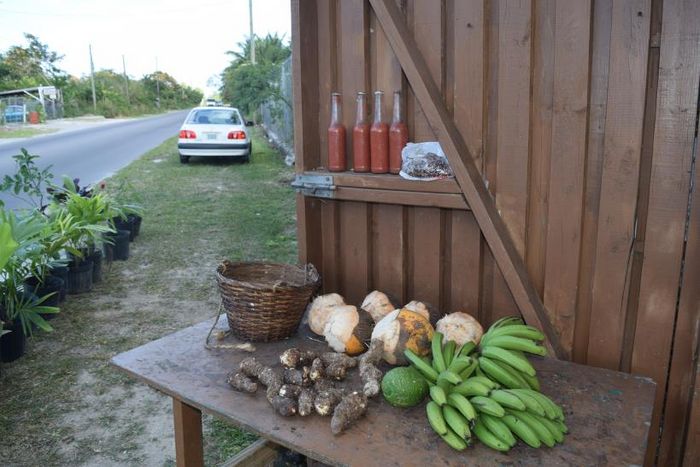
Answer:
[[473, 419, 510, 452], [459, 358, 479, 380], [404, 349, 439, 383], [443, 340, 457, 367], [432, 332, 447, 372], [489, 389, 526, 411], [507, 389, 546, 417], [501, 414, 541, 448], [446, 392, 477, 422], [490, 316, 524, 329], [525, 390, 560, 420], [478, 357, 527, 389], [426, 401, 448, 436], [480, 413, 517, 447], [520, 371, 541, 391], [481, 324, 545, 345], [467, 376, 499, 390], [447, 356, 473, 375], [470, 396, 505, 417], [440, 426, 468, 451], [527, 391, 564, 421], [553, 419, 568, 434], [483, 336, 547, 356], [533, 413, 564, 443], [507, 410, 556, 448], [457, 341, 477, 357], [438, 370, 462, 386], [442, 405, 471, 439], [490, 358, 532, 389], [430, 385, 448, 406], [452, 378, 491, 397], [474, 365, 487, 378], [480, 345, 537, 377]]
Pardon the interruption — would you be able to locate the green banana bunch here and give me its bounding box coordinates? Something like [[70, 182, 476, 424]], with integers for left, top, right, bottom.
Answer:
[[406, 319, 568, 453]]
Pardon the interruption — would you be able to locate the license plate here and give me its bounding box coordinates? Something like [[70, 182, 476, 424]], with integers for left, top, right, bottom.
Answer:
[[206, 133, 218, 140]]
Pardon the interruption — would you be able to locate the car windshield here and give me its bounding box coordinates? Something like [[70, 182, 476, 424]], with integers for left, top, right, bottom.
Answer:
[[187, 109, 240, 125]]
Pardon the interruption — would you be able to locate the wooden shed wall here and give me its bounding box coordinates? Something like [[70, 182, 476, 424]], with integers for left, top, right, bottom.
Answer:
[[291, 0, 700, 465]]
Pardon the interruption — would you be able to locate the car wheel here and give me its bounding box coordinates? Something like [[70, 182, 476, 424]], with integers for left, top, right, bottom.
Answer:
[[179, 155, 190, 164]]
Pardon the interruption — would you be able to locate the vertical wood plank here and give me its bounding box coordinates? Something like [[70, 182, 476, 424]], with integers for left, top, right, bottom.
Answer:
[[291, 0, 320, 171], [371, 0, 403, 127], [451, 0, 485, 168], [316, 0, 337, 169], [448, 211, 482, 314], [407, 0, 441, 142], [586, 0, 651, 370], [372, 204, 406, 304], [542, 0, 592, 358], [639, 2, 700, 463], [449, 0, 485, 319], [490, 0, 532, 323], [338, 0, 370, 169], [408, 207, 442, 314], [339, 201, 371, 304], [526, 0, 555, 298], [572, 0, 613, 364], [173, 399, 203, 467], [684, 357, 700, 465], [321, 200, 340, 293], [296, 195, 323, 268]]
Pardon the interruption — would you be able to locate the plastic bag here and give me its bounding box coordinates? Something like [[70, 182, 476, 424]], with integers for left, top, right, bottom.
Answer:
[[399, 142, 454, 181]]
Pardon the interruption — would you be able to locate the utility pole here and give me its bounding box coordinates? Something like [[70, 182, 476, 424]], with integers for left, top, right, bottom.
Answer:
[[249, 0, 255, 64], [155, 57, 160, 109], [122, 55, 130, 105], [89, 44, 97, 113]]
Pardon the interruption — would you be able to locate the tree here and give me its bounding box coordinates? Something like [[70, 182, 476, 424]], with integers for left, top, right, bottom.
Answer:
[[0, 34, 66, 90], [220, 34, 291, 116]]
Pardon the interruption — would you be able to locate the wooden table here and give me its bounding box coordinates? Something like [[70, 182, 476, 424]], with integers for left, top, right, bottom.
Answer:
[[111, 318, 656, 466]]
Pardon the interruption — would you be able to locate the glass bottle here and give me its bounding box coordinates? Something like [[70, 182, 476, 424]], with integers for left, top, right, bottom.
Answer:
[[370, 91, 389, 174], [327, 92, 346, 172], [352, 92, 370, 173], [389, 91, 408, 174]]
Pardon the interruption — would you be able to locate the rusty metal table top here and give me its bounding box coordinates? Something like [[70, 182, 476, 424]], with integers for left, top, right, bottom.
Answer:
[[111, 318, 656, 466]]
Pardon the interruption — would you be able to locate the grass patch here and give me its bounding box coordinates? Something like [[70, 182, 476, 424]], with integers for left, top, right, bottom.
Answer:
[[0, 129, 296, 465], [0, 126, 58, 138]]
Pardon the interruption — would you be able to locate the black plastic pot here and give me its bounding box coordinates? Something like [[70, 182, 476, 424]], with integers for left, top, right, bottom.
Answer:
[[112, 216, 134, 241], [128, 214, 142, 239], [48, 265, 69, 303], [0, 320, 26, 363], [109, 229, 130, 260], [24, 275, 63, 319], [91, 250, 103, 283], [67, 258, 94, 294]]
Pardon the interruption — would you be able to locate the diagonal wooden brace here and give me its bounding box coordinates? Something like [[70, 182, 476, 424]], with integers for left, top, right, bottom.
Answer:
[[369, 0, 565, 359]]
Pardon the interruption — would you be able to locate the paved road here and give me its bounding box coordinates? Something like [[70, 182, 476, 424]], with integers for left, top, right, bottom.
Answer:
[[0, 110, 188, 209]]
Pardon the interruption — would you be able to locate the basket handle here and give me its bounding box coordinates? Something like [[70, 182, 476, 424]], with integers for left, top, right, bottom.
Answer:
[[204, 301, 256, 352]]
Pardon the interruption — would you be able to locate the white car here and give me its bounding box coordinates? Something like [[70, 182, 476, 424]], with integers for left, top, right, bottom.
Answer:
[[177, 106, 252, 163]]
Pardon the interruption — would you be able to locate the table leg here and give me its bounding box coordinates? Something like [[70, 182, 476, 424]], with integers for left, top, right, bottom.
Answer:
[[173, 398, 204, 467]]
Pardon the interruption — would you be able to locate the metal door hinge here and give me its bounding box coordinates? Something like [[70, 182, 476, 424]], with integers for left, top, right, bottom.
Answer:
[[291, 174, 336, 198]]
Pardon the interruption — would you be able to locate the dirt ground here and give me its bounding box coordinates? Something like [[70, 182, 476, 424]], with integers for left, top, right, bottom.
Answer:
[[0, 131, 295, 466]]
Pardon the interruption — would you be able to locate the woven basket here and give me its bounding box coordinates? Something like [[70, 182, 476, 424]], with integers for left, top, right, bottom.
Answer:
[[216, 261, 321, 342]]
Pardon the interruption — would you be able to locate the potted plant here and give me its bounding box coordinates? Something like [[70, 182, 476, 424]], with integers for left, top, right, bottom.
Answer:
[[0, 211, 58, 362]]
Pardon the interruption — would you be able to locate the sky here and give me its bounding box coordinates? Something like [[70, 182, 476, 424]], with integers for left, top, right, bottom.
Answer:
[[0, 0, 292, 95]]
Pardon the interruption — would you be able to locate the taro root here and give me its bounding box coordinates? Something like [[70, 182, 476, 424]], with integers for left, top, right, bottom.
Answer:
[[270, 395, 297, 416], [331, 392, 369, 435], [298, 388, 316, 416], [227, 372, 258, 393], [279, 384, 302, 399], [314, 388, 344, 416], [280, 348, 318, 368]]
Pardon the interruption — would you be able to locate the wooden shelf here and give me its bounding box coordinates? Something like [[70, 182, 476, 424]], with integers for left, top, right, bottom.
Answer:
[[297, 170, 469, 210]]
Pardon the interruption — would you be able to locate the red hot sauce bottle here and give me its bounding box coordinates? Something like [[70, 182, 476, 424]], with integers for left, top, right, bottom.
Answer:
[[370, 91, 389, 174], [389, 91, 408, 174], [328, 92, 346, 172], [352, 92, 371, 173]]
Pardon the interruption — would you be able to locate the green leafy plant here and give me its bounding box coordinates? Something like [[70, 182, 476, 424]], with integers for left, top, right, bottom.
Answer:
[[0, 148, 55, 209], [0, 209, 59, 336]]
